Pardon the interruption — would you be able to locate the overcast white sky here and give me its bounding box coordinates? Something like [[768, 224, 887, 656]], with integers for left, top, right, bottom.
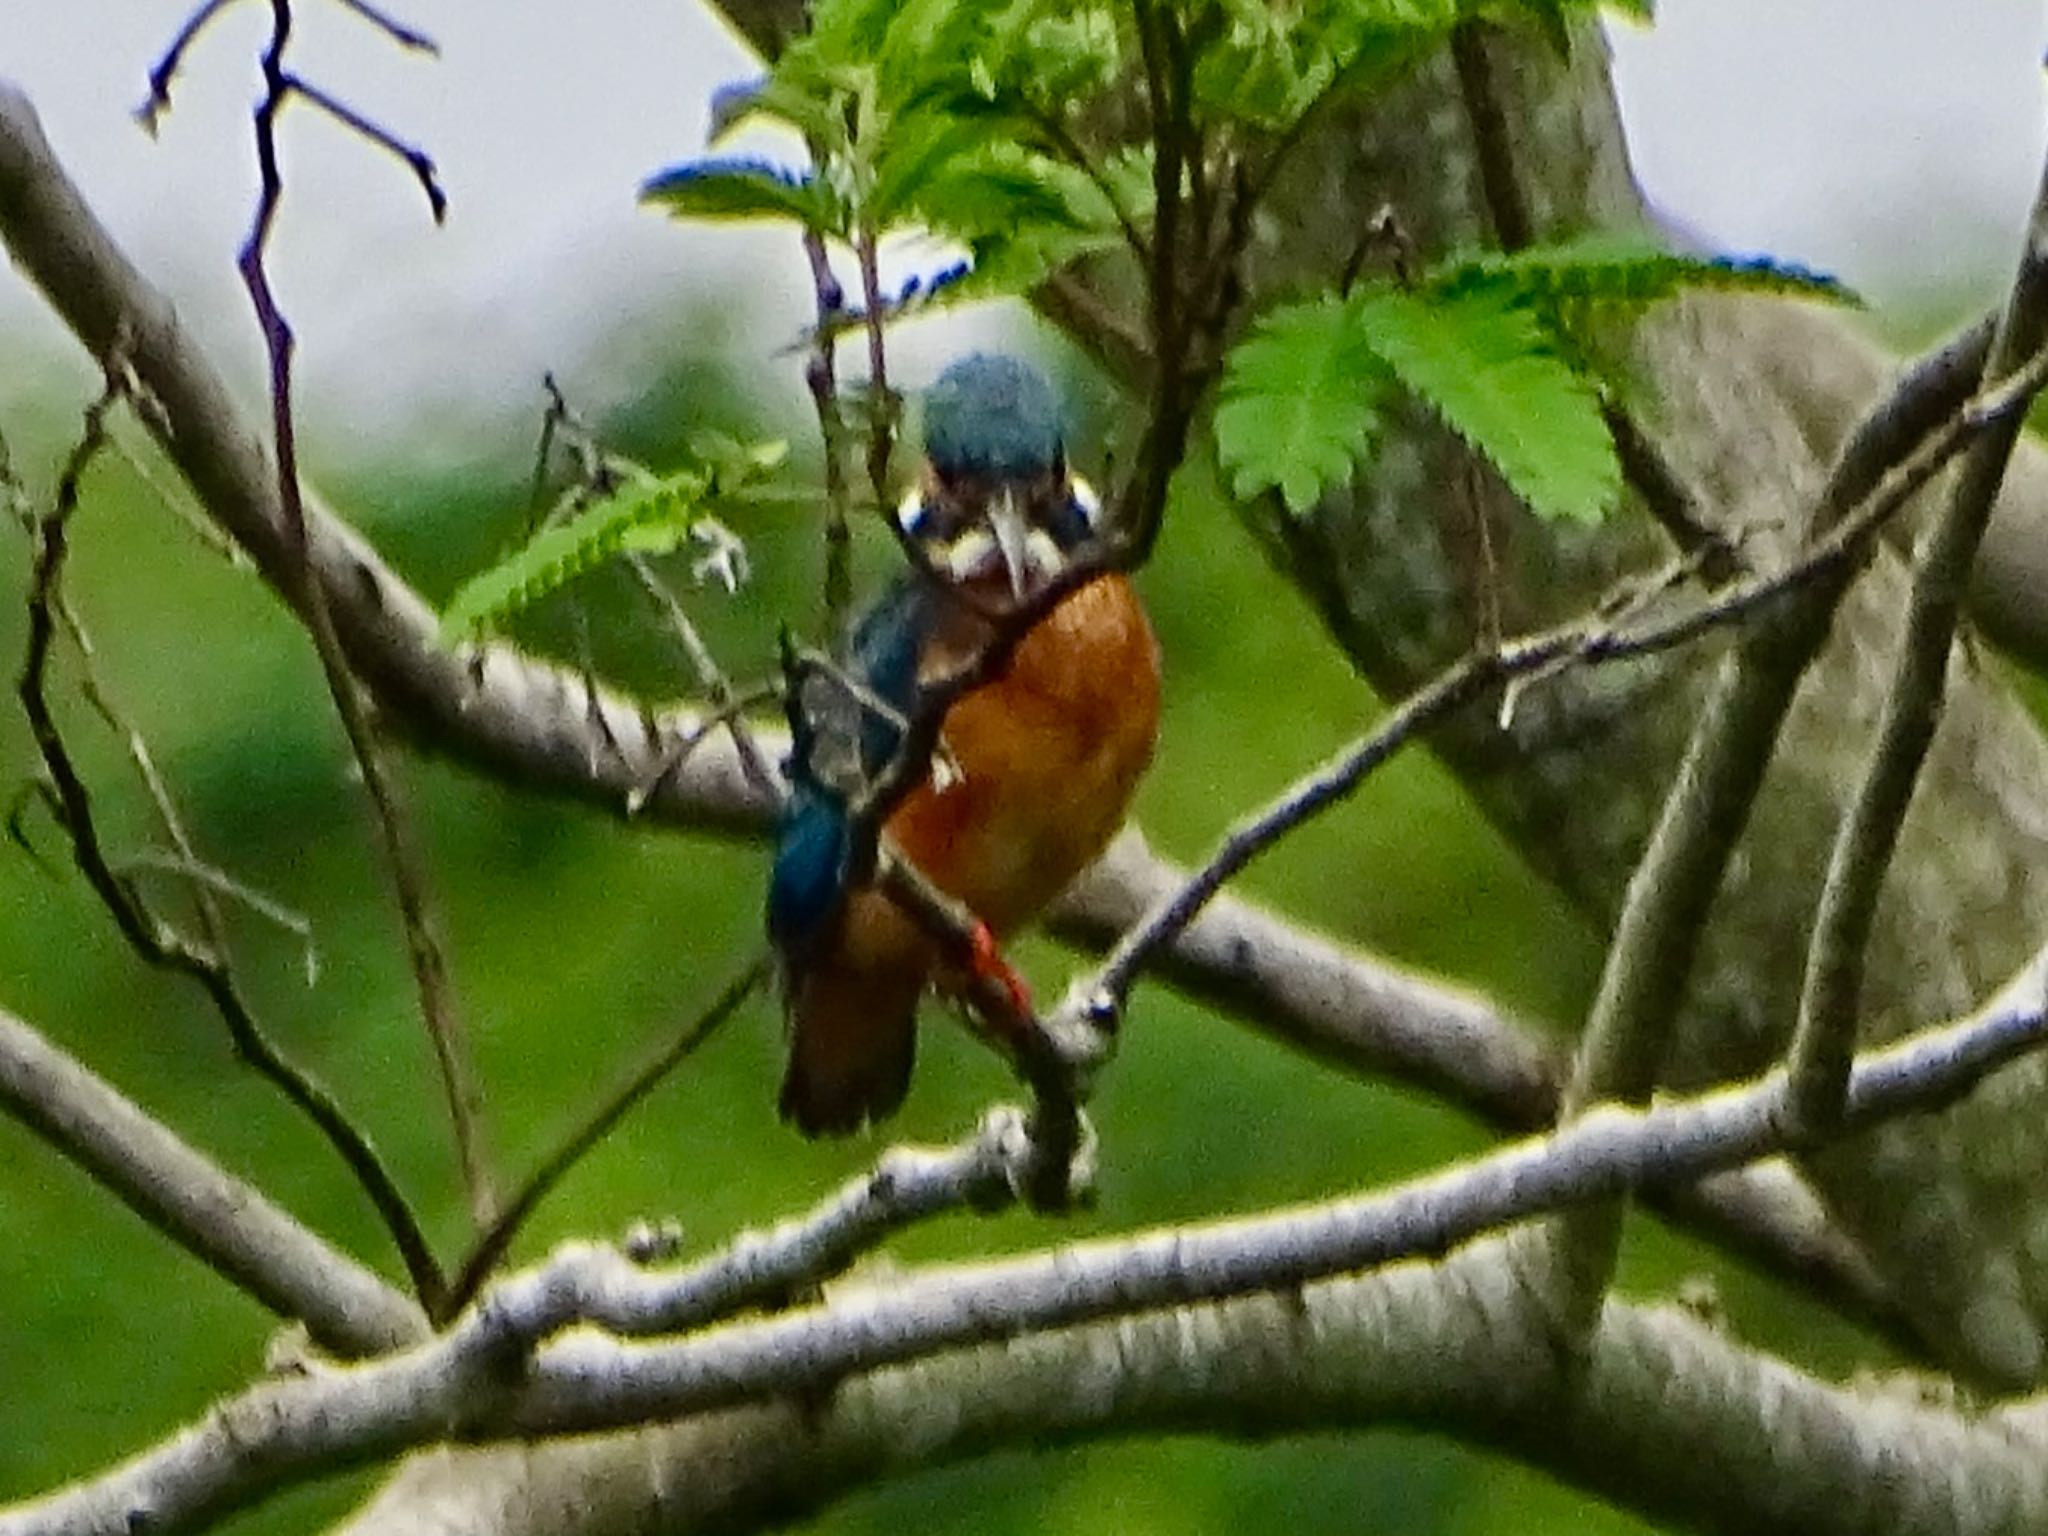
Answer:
[[2, 2, 2044, 472]]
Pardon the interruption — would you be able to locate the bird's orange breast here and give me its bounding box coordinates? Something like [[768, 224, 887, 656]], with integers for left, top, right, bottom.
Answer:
[[884, 572, 1159, 938]]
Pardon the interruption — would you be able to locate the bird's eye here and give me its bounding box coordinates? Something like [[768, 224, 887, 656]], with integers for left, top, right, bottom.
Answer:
[[896, 488, 931, 537], [1070, 475, 1102, 531]]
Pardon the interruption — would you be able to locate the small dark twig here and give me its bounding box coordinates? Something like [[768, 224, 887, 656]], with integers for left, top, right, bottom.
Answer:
[[628, 556, 780, 800], [136, 0, 243, 133], [17, 369, 446, 1310], [334, 0, 438, 53], [238, 0, 492, 1231], [1020, 102, 1151, 260], [854, 229, 898, 512], [443, 956, 770, 1316], [802, 226, 855, 635], [283, 73, 446, 222], [1450, 20, 1533, 253]]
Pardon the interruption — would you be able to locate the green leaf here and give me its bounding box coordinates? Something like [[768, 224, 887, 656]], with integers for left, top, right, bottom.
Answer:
[[1431, 235, 1856, 309], [868, 111, 1011, 225], [641, 159, 841, 233], [1215, 296, 1388, 514], [1352, 285, 1618, 522], [1192, 0, 1335, 128], [705, 69, 851, 148], [441, 470, 712, 642]]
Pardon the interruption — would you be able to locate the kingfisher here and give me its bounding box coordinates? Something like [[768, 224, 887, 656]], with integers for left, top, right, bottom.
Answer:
[[768, 353, 1161, 1136]]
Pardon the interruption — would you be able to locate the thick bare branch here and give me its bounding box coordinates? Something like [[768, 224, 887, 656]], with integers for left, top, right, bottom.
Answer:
[[334, 1248, 2048, 1536], [12, 941, 2048, 1536]]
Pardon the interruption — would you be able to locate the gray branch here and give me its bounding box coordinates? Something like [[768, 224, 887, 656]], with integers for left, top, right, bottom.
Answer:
[[0, 1003, 424, 1356], [9, 941, 2048, 1535], [333, 1247, 2048, 1536]]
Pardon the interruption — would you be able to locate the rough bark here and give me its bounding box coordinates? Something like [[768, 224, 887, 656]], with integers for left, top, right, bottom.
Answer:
[[1236, 27, 2048, 1388]]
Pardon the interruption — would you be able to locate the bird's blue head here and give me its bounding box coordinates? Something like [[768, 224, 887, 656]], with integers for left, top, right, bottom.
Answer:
[[898, 353, 1103, 602]]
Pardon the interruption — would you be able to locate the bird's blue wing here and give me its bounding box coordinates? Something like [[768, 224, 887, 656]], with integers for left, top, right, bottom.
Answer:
[[768, 577, 937, 954]]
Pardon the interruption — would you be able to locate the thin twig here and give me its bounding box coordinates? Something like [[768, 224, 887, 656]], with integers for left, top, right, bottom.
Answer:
[[238, 0, 494, 1232], [120, 851, 320, 981], [136, 0, 243, 132], [801, 225, 855, 635], [442, 956, 771, 1315], [334, 0, 438, 53], [627, 556, 778, 798], [16, 369, 446, 1309], [1450, 20, 1532, 252], [854, 228, 897, 511], [283, 73, 446, 222], [1021, 102, 1151, 259]]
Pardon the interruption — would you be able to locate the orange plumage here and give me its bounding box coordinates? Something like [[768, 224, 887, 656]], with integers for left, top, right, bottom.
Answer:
[[779, 572, 1159, 1135]]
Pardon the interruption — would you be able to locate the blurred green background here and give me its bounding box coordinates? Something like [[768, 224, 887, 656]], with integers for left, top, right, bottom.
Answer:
[[3, 1, 2038, 1527], [0, 329, 1891, 1535]]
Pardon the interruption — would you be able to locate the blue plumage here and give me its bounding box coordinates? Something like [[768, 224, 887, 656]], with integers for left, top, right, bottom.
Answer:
[[922, 354, 1066, 481], [767, 577, 939, 959]]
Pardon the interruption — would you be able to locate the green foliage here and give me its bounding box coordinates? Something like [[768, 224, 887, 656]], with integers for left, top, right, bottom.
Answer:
[[640, 160, 842, 230], [439, 436, 784, 642], [1216, 296, 1387, 515], [1216, 280, 1616, 523], [1216, 229, 1850, 524], [441, 472, 708, 642], [1431, 236, 1855, 310], [1354, 285, 1616, 522]]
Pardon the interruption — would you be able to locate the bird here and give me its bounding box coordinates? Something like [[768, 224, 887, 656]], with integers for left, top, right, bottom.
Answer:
[[767, 353, 1161, 1137]]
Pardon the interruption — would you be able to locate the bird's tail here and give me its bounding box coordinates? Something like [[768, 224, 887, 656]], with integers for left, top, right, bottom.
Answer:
[[779, 955, 924, 1137]]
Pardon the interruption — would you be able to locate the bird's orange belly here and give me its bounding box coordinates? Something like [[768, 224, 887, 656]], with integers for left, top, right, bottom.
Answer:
[[886, 572, 1159, 938]]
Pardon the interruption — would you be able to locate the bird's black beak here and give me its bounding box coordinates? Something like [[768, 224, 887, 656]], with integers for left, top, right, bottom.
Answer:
[[987, 488, 1032, 603]]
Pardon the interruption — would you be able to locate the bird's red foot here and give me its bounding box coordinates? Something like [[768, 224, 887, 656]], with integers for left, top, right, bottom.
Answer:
[[968, 920, 1034, 1020]]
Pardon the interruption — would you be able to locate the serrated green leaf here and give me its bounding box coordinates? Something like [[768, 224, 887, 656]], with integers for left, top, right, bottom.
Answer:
[[869, 111, 1012, 225], [1193, 0, 1336, 127], [916, 148, 1096, 237], [1353, 285, 1618, 522], [706, 68, 850, 148], [641, 159, 840, 233], [1216, 296, 1388, 514], [1431, 235, 1856, 309], [441, 471, 711, 642]]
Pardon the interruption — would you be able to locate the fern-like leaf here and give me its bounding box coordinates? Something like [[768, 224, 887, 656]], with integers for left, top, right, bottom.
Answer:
[[641, 159, 842, 234], [441, 471, 711, 642], [1432, 236, 1854, 309], [1215, 296, 1388, 515], [1353, 285, 1618, 522]]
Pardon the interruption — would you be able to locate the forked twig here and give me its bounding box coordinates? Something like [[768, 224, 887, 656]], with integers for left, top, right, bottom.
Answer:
[[16, 367, 445, 1309], [234, 0, 491, 1231]]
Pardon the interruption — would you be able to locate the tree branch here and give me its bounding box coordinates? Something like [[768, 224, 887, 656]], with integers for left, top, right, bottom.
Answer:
[[0, 1003, 424, 1356], [13, 939, 2048, 1536], [335, 1244, 2048, 1536], [0, 74, 1928, 1350], [1790, 153, 2048, 1131]]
